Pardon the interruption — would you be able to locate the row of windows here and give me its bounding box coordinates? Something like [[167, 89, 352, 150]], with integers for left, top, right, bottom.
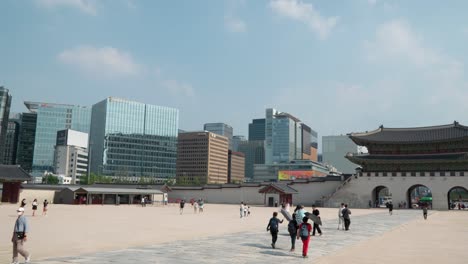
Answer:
[[360, 171, 465, 177]]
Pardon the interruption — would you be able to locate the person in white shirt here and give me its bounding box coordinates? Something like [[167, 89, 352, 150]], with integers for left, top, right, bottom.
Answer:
[[240, 202, 244, 218], [338, 203, 345, 230]]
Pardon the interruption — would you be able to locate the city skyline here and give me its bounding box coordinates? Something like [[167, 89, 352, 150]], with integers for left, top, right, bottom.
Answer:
[[3, 0, 468, 140]]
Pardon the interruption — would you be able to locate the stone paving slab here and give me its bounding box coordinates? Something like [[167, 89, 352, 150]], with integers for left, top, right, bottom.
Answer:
[[35, 210, 424, 264]]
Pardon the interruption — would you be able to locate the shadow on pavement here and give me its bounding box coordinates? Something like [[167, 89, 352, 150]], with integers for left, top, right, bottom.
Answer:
[[259, 250, 299, 258], [242, 243, 271, 249]]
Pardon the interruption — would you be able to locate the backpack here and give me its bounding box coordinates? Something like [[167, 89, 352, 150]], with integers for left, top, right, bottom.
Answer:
[[287, 220, 297, 234], [300, 224, 309, 237], [269, 218, 278, 232]]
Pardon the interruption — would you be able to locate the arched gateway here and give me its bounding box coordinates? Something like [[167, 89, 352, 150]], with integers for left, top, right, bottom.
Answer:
[[337, 122, 468, 210]]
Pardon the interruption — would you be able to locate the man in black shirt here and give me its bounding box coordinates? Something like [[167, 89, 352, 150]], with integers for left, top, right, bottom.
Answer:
[[311, 205, 322, 236]]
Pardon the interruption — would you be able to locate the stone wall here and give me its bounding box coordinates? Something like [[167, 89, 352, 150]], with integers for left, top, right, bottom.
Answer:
[[326, 175, 468, 210]]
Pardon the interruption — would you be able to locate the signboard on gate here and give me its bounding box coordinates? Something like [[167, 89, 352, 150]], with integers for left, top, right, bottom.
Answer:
[[278, 170, 325, 180]]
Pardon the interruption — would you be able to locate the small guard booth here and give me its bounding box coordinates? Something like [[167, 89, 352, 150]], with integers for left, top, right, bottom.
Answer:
[[259, 183, 298, 207], [0, 165, 33, 203]]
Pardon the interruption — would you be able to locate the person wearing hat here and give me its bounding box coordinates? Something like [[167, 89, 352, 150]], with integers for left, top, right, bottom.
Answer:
[[11, 207, 31, 264]]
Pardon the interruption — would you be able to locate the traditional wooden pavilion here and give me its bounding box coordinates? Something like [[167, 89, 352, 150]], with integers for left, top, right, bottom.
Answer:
[[0, 165, 33, 203]]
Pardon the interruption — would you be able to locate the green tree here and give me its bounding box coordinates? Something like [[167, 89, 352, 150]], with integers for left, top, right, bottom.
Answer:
[[42, 174, 59, 184]]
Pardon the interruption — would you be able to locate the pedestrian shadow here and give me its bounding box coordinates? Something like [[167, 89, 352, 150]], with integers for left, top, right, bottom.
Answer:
[[241, 243, 271, 249], [259, 250, 299, 258]]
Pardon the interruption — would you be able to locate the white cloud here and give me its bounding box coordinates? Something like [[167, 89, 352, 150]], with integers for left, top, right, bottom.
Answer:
[[36, 0, 97, 15], [58, 46, 141, 77], [368, 0, 377, 6], [269, 0, 339, 40], [365, 19, 444, 66], [225, 16, 247, 33], [162, 79, 195, 97]]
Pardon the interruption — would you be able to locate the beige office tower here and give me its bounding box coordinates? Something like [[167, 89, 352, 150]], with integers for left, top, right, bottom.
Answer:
[[176, 131, 229, 184], [228, 150, 245, 184]]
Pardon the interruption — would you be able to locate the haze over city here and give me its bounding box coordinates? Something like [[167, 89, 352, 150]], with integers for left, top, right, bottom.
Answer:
[[3, 0, 468, 138]]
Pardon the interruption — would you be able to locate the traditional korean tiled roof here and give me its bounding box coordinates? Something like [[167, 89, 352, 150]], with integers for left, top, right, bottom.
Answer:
[[349, 122, 468, 144], [258, 183, 298, 194], [346, 152, 468, 163], [0, 165, 33, 181]]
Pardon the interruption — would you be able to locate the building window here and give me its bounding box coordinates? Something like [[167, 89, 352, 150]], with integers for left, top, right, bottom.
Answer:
[[402, 172, 406, 177], [411, 172, 416, 176], [460, 172, 465, 176], [450, 171, 456, 176], [420, 172, 425, 176], [391, 172, 396, 177], [367, 172, 371, 177], [430, 172, 435, 177], [440, 172, 446, 176], [383, 172, 387, 177]]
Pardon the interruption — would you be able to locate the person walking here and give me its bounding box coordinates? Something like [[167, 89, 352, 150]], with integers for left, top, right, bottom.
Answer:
[[342, 204, 351, 231], [387, 202, 393, 216], [297, 216, 312, 258], [42, 200, 49, 216], [338, 203, 345, 230], [294, 205, 307, 225], [198, 199, 204, 213], [266, 212, 283, 249], [240, 202, 244, 218], [179, 199, 185, 215], [12, 208, 31, 264], [31, 199, 38, 217], [287, 213, 298, 252], [423, 205, 428, 220], [193, 201, 198, 214], [141, 197, 145, 207], [20, 199, 26, 208], [311, 205, 322, 236]]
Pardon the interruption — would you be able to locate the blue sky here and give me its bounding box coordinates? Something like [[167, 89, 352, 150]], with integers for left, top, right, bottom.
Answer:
[[2, 0, 468, 141]]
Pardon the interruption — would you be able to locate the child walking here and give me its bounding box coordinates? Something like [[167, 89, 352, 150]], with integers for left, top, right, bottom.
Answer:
[[266, 212, 283, 249], [297, 216, 312, 258], [287, 213, 298, 252]]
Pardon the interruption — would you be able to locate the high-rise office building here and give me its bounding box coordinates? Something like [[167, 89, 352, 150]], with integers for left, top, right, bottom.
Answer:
[[16, 113, 37, 172], [265, 108, 303, 164], [25, 101, 91, 177], [89, 97, 178, 179], [54, 129, 89, 184], [301, 124, 318, 161], [228, 150, 245, 183], [248, 118, 265, 141], [231, 135, 246, 152], [0, 87, 12, 163], [322, 135, 359, 174], [176, 131, 229, 184], [238, 140, 265, 179], [3, 120, 20, 165], [203, 123, 233, 149]]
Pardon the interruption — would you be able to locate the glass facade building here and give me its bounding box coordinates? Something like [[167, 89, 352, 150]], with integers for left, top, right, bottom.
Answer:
[[3, 120, 20, 165], [25, 101, 91, 176], [266, 109, 303, 163], [203, 123, 233, 149], [90, 97, 178, 178], [16, 113, 37, 172], [238, 140, 265, 179], [248, 118, 265, 141], [322, 135, 358, 174], [0, 87, 12, 163]]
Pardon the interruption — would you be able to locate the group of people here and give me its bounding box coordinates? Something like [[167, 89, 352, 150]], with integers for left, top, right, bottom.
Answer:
[[11, 198, 49, 264], [179, 198, 205, 214], [338, 203, 352, 230], [267, 203, 353, 258], [192, 199, 205, 214], [239, 202, 251, 218], [21, 198, 49, 216]]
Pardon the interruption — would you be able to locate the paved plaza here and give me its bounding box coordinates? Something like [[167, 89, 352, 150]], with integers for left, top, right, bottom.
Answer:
[[35, 210, 423, 263]]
